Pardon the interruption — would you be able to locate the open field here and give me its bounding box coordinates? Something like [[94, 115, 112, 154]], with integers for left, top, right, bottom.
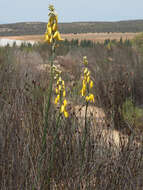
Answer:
[[62, 32, 139, 43], [0, 32, 140, 43]]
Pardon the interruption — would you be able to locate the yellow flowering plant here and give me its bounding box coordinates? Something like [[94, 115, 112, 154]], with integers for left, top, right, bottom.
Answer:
[[80, 56, 95, 164], [80, 56, 95, 103], [45, 4, 63, 44], [40, 5, 65, 179], [54, 67, 69, 118]]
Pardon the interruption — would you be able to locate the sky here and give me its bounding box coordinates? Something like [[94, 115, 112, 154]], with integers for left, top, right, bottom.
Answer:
[[0, 0, 143, 24]]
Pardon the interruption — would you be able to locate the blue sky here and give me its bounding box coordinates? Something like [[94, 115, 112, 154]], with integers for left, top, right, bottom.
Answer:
[[0, 0, 143, 24]]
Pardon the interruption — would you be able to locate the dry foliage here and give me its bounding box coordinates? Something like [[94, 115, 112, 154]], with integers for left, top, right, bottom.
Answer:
[[0, 42, 143, 189]]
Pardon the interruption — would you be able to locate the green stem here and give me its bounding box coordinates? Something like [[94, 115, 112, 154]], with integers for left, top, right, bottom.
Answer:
[[41, 51, 55, 154], [38, 44, 55, 182], [47, 112, 61, 187], [82, 101, 88, 164]]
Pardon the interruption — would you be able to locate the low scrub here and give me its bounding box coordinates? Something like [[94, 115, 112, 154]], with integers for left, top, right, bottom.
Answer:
[[0, 35, 143, 189]]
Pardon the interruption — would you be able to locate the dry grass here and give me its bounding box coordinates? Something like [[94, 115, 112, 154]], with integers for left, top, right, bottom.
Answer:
[[0, 32, 139, 43], [0, 35, 44, 42], [0, 41, 143, 189], [62, 32, 139, 43]]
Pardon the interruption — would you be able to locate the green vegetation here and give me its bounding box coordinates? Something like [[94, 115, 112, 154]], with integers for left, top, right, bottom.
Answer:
[[133, 32, 143, 55], [122, 98, 143, 131]]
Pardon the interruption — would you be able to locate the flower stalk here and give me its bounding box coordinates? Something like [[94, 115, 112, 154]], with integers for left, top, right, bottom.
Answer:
[[39, 5, 64, 187], [45, 5, 63, 45], [80, 56, 95, 164], [54, 67, 69, 118]]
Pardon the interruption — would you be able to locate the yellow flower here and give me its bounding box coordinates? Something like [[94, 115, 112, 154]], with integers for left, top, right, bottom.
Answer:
[[53, 31, 63, 41], [45, 5, 63, 44], [62, 80, 65, 87], [45, 33, 50, 42], [47, 26, 52, 36], [49, 16, 55, 25], [63, 90, 66, 97], [58, 85, 62, 91], [64, 111, 69, 118], [60, 104, 64, 113], [84, 75, 87, 81], [85, 96, 90, 102], [86, 94, 95, 103], [45, 32, 53, 43], [49, 36, 53, 43], [53, 23, 57, 32], [90, 80, 93, 88], [55, 94, 60, 105], [87, 71, 90, 76], [81, 88, 85, 97], [60, 100, 66, 112], [55, 15, 58, 23], [89, 94, 95, 102], [55, 88, 59, 94], [84, 68, 88, 74], [83, 56, 88, 66], [47, 21, 51, 27], [87, 76, 90, 83], [63, 99, 67, 106], [60, 99, 68, 115], [81, 81, 86, 96], [57, 77, 62, 84], [82, 79, 86, 86]]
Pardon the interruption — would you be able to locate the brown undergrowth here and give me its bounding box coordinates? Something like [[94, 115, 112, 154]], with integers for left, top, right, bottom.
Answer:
[[0, 41, 143, 189]]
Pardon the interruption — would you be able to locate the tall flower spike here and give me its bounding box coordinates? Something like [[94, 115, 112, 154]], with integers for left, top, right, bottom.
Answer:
[[54, 70, 69, 118], [60, 99, 69, 118], [45, 5, 63, 44], [80, 56, 95, 103]]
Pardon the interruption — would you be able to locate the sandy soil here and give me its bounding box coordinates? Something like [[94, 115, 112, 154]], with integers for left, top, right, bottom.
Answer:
[[0, 32, 139, 43]]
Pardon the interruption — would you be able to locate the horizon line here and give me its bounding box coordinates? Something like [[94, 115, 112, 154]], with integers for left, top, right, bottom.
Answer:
[[1, 18, 143, 25]]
